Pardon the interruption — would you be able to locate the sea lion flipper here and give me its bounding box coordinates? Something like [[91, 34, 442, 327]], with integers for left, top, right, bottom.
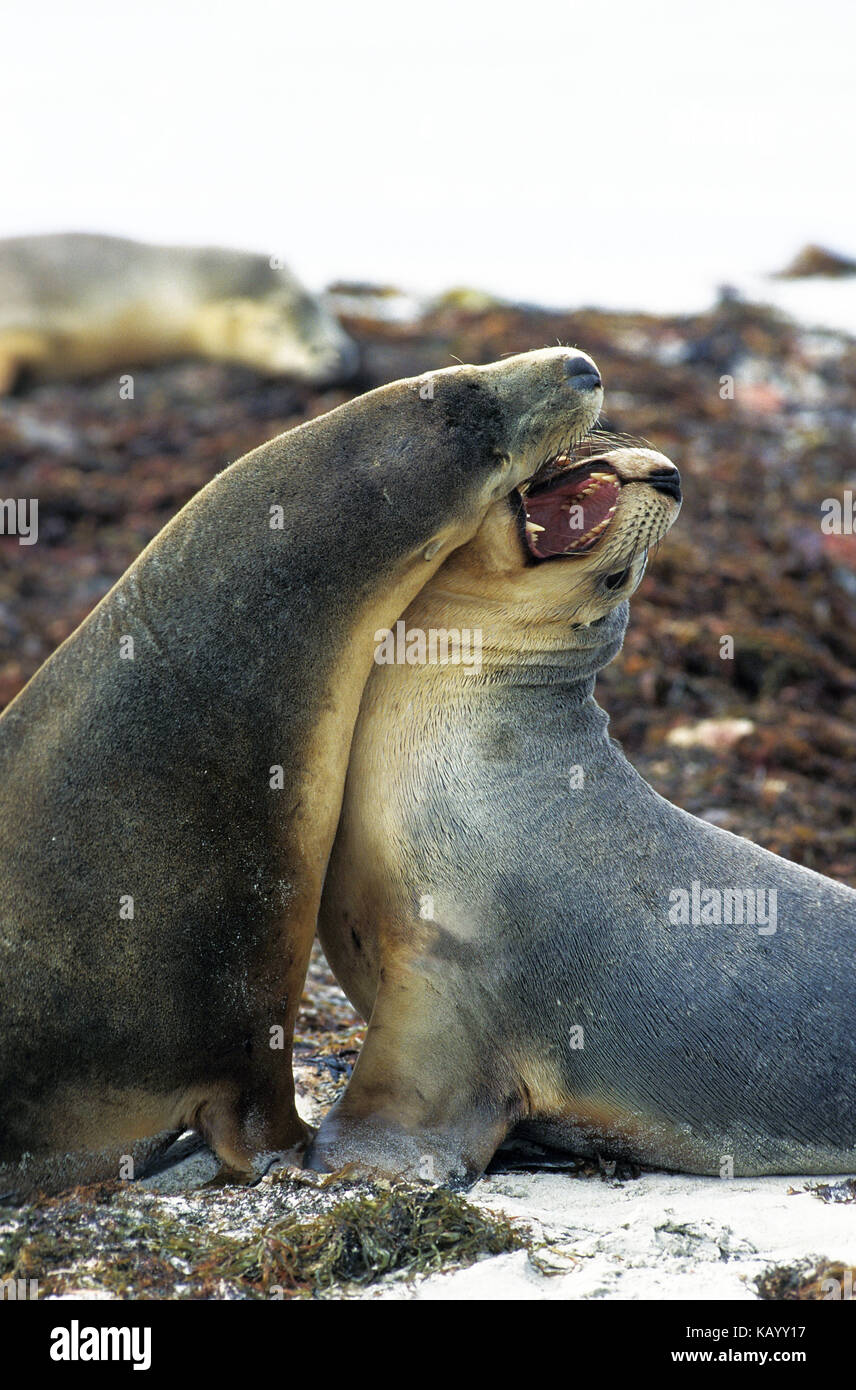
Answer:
[[192, 1075, 310, 1176], [306, 978, 518, 1186]]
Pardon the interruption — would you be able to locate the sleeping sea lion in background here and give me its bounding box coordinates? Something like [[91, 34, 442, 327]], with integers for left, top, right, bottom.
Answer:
[[310, 447, 856, 1185], [0, 232, 358, 391], [0, 347, 604, 1197]]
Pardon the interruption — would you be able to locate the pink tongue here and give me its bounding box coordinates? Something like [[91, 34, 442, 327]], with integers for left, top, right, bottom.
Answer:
[[524, 474, 620, 559]]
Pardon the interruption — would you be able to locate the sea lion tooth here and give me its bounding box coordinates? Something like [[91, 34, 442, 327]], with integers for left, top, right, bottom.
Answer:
[[0, 345, 603, 1197], [310, 446, 856, 1186]]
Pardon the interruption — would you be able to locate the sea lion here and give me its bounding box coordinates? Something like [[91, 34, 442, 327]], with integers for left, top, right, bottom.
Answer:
[[310, 446, 856, 1184], [0, 346, 604, 1196], [0, 233, 357, 391]]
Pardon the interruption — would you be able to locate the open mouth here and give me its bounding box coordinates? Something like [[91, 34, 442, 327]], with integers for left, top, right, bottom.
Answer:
[[518, 455, 621, 561]]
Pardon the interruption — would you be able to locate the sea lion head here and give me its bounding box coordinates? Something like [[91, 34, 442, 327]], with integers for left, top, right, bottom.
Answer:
[[193, 288, 358, 382], [518, 442, 682, 618], [391, 347, 604, 544], [304, 347, 605, 588], [465, 347, 604, 499], [428, 444, 681, 633]]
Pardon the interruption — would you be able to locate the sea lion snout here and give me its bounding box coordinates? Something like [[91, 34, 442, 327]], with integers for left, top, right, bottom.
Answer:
[[563, 353, 602, 390], [646, 461, 682, 501], [476, 347, 604, 495]]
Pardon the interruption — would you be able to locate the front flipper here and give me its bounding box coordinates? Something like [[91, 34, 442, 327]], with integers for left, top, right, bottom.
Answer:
[[305, 971, 522, 1186]]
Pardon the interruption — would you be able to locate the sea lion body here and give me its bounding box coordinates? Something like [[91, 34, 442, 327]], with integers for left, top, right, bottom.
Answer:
[[0, 233, 357, 389], [312, 449, 856, 1183], [0, 347, 604, 1195]]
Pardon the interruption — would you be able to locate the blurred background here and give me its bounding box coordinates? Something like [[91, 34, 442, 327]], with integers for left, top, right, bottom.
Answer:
[[3, 0, 856, 324], [1, 0, 855, 890]]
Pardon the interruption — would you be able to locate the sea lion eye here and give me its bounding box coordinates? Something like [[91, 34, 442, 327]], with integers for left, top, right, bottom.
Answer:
[[604, 565, 631, 590]]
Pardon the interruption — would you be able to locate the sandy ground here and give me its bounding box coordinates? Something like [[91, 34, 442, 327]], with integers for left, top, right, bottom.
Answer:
[[363, 1171, 856, 1301]]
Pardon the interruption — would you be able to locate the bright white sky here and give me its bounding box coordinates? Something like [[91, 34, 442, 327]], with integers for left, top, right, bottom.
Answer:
[[2, 0, 854, 311]]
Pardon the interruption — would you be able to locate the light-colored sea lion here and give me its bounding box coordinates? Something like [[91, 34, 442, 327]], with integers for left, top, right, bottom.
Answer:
[[311, 446, 856, 1184], [0, 233, 357, 391], [0, 346, 604, 1197]]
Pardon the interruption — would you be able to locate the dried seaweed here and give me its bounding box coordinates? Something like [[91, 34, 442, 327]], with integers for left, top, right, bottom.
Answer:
[[0, 1177, 525, 1299], [756, 1259, 856, 1300]]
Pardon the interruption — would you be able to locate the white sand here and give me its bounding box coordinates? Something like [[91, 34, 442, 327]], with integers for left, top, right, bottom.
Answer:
[[363, 1169, 856, 1301]]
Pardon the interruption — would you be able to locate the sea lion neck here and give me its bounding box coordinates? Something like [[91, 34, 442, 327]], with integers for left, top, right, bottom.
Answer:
[[399, 584, 630, 688]]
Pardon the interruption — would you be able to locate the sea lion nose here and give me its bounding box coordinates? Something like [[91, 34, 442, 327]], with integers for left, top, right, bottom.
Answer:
[[649, 465, 682, 501], [563, 354, 602, 389]]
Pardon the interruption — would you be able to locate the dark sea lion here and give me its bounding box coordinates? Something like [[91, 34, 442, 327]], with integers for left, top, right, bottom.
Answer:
[[310, 446, 856, 1185], [0, 232, 357, 390], [0, 347, 603, 1197]]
